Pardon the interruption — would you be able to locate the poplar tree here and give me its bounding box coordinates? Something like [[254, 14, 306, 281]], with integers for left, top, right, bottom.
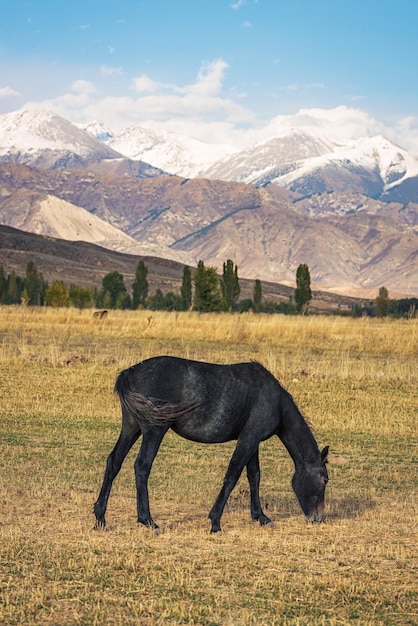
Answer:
[[24, 261, 47, 305], [295, 264, 312, 313], [5, 271, 20, 304], [181, 265, 192, 311], [221, 259, 240, 311], [132, 260, 148, 309], [374, 287, 389, 317], [253, 279, 262, 313], [0, 265, 6, 303]]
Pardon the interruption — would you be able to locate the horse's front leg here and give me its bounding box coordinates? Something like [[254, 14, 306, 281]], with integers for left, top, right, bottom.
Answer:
[[208, 439, 258, 533], [134, 426, 168, 531], [246, 448, 272, 526]]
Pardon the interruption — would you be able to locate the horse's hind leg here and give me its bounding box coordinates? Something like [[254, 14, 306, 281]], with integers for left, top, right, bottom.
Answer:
[[134, 426, 168, 531], [94, 412, 141, 528], [246, 448, 272, 526]]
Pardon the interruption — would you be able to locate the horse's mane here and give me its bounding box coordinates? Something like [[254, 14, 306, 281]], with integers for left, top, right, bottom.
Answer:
[[251, 359, 314, 433]]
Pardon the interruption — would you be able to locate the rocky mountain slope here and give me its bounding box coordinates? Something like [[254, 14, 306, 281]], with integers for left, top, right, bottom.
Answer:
[[0, 163, 416, 297]]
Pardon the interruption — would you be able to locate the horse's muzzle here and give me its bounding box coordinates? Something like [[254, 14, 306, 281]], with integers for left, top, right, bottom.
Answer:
[[305, 501, 325, 523]]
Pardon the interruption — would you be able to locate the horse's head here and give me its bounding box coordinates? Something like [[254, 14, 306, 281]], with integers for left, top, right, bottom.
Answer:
[[292, 446, 329, 522]]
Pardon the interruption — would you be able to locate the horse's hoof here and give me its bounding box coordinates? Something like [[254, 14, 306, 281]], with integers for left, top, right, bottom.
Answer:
[[152, 526, 162, 536], [262, 521, 274, 529], [93, 521, 108, 531]]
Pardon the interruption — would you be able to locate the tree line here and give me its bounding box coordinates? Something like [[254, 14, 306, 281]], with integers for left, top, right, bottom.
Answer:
[[0, 259, 312, 313], [0, 260, 416, 317]]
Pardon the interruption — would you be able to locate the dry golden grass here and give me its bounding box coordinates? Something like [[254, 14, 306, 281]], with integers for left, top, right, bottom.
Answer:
[[0, 306, 417, 625]]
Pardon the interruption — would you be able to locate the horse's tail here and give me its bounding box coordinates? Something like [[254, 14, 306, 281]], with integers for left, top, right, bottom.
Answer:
[[114, 367, 201, 425]]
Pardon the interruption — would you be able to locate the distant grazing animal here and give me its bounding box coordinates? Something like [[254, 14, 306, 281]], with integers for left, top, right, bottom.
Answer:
[[93, 309, 108, 319], [94, 356, 329, 533]]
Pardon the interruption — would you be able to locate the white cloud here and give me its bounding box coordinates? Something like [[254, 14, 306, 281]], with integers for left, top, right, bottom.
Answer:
[[0, 86, 21, 99], [100, 65, 123, 78], [71, 80, 97, 95], [20, 59, 255, 141], [388, 115, 418, 153], [13, 58, 418, 154], [132, 75, 161, 94], [231, 0, 259, 9], [176, 59, 229, 97], [258, 106, 386, 145]]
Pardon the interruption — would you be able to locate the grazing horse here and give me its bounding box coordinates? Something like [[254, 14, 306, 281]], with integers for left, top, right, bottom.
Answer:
[[94, 356, 329, 533]]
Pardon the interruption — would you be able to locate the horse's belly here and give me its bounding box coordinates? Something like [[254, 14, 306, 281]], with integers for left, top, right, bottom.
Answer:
[[171, 417, 240, 444]]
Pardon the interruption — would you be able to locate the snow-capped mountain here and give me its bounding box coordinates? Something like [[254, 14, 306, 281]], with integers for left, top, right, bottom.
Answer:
[[106, 125, 238, 178], [0, 109, 120, 164], [0, 109, 164, 177], [201, 131, 418, 199], [267, 135, 418, 197], [2, 108, 418, 203], [201, 129, 335, 183], [79, 120, 114, 142]]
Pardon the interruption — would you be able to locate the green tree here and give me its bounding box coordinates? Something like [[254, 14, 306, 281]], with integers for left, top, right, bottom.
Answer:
[[69, 285, 93, 309], [4, 271, 21, 304], [117, 291, 132, 310], [180, 265, 192, 311], [253, 279, 262, 313], [148, 288, 165, 310], [374, 286, 389, 317], [0, 265, 6, 303], [221, 259, 240, 311], [132, 261, 148, 309], [237, 298, 253, 313], [163, 291, 183, 311], [101, 271, 127, 309], [45, 281, 70, 307], [294, 264, 312, 313], [24, 261, 47, 305], [193, 260, 223, 312]]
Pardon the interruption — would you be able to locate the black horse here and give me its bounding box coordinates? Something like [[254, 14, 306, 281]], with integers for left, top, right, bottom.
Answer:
[[94, 356, 329, 533]]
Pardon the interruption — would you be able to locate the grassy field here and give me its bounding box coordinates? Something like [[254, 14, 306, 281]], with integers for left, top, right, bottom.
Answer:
[[0, 306, 416, 625]]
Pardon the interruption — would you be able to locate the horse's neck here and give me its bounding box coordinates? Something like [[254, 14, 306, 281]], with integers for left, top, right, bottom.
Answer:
[[279, 401, 319, 467]]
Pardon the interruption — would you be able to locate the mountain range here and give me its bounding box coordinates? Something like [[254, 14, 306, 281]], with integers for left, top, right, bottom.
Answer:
[[0, 108, 417, 298]]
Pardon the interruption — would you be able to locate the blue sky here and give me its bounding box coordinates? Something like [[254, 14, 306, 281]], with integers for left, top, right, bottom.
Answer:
[[1, 0, 418, 150]]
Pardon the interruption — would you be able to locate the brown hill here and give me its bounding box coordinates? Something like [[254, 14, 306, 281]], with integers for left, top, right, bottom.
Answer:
[[0, 224, 366, 312]]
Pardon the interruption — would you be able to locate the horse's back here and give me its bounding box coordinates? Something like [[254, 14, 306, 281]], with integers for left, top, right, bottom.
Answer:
[[117, 356, 278, 443], [126, 355, 270, 399]]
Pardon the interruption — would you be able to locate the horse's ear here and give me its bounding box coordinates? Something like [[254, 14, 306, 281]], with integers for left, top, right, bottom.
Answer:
[[320, 446, 329, 463]]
